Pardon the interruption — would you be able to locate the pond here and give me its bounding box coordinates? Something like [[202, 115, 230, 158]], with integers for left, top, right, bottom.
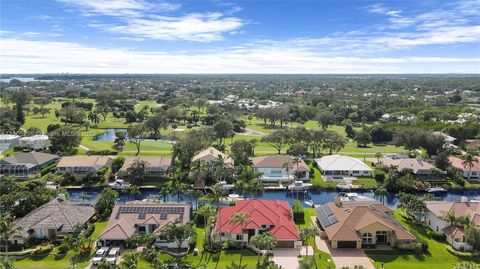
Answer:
[[67, 187, 480, 209], [93, 128, 128, 141]]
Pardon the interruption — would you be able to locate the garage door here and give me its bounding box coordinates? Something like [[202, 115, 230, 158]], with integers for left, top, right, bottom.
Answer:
[[276, 240, 294, 248], [337, 241, 357, 248]]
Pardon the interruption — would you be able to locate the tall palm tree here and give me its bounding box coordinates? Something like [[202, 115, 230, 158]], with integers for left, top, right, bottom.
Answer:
[[159, 184, 171, 202], [209, 183, 227, 213], [462, 152, 478, 179], [374, 186, 388, 204], [375, 152, 383, 164], [444, 210, 458, 226], [0, 214, 20, 257], [300, 226, 317, 257], [230, 212, 249, 249]]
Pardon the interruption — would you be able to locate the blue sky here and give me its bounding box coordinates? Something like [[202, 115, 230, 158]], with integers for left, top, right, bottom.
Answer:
[[0, 0, 479, 73]]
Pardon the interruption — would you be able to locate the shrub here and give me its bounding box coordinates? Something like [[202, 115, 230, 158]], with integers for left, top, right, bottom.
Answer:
[[40, 163, 57, 176], [446, 245, 480, 257], [83, 224, 95, 238], [394, 242, 423, 253], [86, 150, 118, 156], [33, 244, 54, 255], [57, 244, 69, 253], [189, 229, 198, 250], [374, 170, 385, 181], [292, 200, 305, 223]]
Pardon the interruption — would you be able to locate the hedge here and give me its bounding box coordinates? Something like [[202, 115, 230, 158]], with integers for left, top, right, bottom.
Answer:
[[292, 200, 305, 223], [446, 245, 480, 257], [40, 162, 57, 176]]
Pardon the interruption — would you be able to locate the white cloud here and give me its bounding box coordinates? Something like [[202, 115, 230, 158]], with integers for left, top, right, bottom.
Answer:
[[0, 38, 478, 74], [58, 0, 180, 17], [57, 0, 243, 42], [91, 12, 243, 42]]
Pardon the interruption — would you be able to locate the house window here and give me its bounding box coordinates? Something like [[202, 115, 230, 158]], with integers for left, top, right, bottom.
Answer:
[[472, 172, 477, 175], [219, 233, 225, 237], [236, 234, 243, 241], [138, 226, 146, 234], [428, 220, 431, 225], [353, 171, 359, 174], [362, 232, 373, 244], [261, 224, 268, 229], [436, 226, 439, 232], [271, 169, 282, 174]]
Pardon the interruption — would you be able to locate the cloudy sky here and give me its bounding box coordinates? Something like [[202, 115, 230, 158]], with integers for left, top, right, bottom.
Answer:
[[0, 0, 479, 73]]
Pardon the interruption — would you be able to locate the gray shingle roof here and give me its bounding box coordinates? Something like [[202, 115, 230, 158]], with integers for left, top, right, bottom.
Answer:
[[3, 152, 58, 166]]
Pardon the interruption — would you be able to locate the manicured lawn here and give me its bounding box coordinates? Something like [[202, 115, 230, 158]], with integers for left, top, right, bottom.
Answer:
[[297, 208, 336, 269], [14, 221, 107, 269], [353, 177, 379, 189], [367, 211, 480, 269], [138, 226, 264, 269], [309, 164, 337, 189]]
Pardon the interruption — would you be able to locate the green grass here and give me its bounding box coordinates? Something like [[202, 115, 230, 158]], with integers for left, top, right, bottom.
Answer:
[[309, 164, 337, 189], [353, 177, 379, 189], [14, 221, 107, 269], [138, 226, 264, 269], [367, 211, 480, 269], [297, 208, 336, 269]]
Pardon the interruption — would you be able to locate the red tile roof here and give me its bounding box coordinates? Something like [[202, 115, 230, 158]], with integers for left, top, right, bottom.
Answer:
[[216, 199, 300, 241], [449, 156, 480, 171]]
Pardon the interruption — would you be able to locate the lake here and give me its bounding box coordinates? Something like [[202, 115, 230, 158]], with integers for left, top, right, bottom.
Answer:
[[93, 128, 128, 141], [67, 187, 480, 209]]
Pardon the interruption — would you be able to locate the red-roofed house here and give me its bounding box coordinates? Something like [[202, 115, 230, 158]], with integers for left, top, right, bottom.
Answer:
[[449, 156, 480, 180], [215, 199, 301, 248]]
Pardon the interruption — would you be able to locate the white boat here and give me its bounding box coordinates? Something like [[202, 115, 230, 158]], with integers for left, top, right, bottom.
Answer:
[[288, 181, 313, 191], [304, 200, 315, 207], [108, 179, 131, 190], [221, 193, 244, 203], [427, 187, 446, 193]]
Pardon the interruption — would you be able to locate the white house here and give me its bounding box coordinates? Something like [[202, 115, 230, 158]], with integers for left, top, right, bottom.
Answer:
[[19, 135, 50, 150], [0, 134, 20, 154], [315, 155, 372, 177], [433, 132, 457, 149], [449, 156, 480, 180], [425, 200, 480, 251], [252, 155, 310, 183]]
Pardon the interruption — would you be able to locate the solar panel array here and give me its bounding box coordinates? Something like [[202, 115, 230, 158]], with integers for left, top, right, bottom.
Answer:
[[317, 205, 339, 228], [116, 206, 185, 220]]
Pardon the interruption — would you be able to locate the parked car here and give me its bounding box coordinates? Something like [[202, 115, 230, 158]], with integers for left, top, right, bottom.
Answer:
[[92, 247, 109, 265], [106, 247, 120, 265]]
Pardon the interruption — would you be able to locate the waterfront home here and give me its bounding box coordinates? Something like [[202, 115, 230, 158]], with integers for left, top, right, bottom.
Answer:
[[0, 152, 58, 178], [18, 134, 50, 150], [252, 155, 310, 184], [117, 156, 172, 179], [379, 157, 443, 180], [0, 134, 20, 154], [98, 201, 191, 248], [315, 155, 372, 177], [425, 200, 480, 250], [433, 131, 457, 149], [57, 156, 112, 175], [192, 147, 233, 166], [216, 199, 301, 248], [10, 194, 95, 244], [449, 156, 480, 180], [315, 197, 416, 249]]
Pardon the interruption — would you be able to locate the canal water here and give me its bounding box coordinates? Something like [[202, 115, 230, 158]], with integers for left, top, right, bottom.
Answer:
[[67, 188, 480, 209]]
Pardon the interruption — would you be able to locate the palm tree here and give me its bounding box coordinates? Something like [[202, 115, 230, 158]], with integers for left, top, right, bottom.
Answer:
[[120, 252, 139, 269], [462, 152, 478, 179], [159, 184, 171, 202], [375, 152, 382, 163], [230, 212, 249, 249], [300, 226, 318, 257], [123, 185, 140, 200], [250, 232, 278, 265], [444, 210, 458, 226], [209, 183, 228, 213], [374, 186, 388, 204], [0, 214, 20, 257]]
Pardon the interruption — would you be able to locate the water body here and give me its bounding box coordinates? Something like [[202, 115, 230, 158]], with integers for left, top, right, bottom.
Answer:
[[0, 77, 54, 83], [93, 129, 128, 141], [67, 188, 480, 209]]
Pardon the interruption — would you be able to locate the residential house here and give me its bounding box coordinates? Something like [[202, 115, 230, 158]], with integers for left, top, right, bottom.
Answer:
[[57, 156, 112, 175], [315, 196, 417, 249], [252, 155, 309, 183], [0, 152, 58, 178], [10, 195, 95, 244], [433, 131, 457, 149], [379, 157, 443, 180], [191, 147, 233, 166], [18, 135, 50, 150], [465, 140, 480, 151], [216, 199, 301, 248], [425, 200, 480, 250], [98, 201, 191, 249], [117, 156, 172, 179], [315, 155, 372, 177], [449, 156, 480, 180], [0, 134, 20, 154]]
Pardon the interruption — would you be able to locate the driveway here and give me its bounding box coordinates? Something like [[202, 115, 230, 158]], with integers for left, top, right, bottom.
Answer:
[[272, 248, 299, 269], [315, 235, 375, 269]]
